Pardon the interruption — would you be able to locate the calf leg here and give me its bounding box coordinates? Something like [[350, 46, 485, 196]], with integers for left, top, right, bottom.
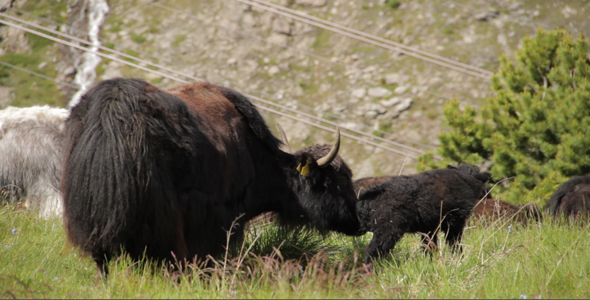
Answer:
[[364, 226, 404, 265], [444, 219, 466, 254]]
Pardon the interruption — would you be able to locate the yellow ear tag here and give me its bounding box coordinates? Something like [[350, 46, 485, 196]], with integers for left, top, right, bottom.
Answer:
[[296, 163, 310, 176]]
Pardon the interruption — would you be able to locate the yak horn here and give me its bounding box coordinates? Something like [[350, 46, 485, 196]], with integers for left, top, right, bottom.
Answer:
[[316, 127, 341, 168], [276, 123, 292, 154]]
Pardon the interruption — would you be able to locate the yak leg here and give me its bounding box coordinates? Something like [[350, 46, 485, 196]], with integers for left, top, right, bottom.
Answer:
[[92, 251, 109, 279], [363, 226, 404, 265], [444, 219, 466, 254]]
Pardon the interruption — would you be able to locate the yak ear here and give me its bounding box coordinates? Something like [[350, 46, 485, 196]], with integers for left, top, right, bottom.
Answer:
[[296, 162, 311, 176], [296, 156, 312, 176]]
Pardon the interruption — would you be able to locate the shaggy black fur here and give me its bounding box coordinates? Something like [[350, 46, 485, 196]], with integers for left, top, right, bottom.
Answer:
[[545, 174, 590, 219], [353, 176, 394, 197], [356, 164, 491, 264], [61, 78, 361, 277]]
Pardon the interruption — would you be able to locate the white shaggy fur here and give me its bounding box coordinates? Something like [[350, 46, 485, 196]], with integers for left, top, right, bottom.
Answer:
[[0, 105, 69, 219]]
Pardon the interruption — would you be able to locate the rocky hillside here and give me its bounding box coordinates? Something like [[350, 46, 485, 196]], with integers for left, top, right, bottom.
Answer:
[[1, 0, 588, 178]]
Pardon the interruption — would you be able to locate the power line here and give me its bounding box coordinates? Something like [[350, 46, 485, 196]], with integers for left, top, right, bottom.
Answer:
[[0, 56, 419, 158], [246, 0, 494, 78], [144, 1, 440, 150], [9, 5, 441, 151], [0, 60, 80, 89], [147, 2, 348, 69], [238, 0, 494, 79], [0, 13, 192, 82], [0, 15, 437, 160], [0, 18, 190, 81], [1, 12, 438, 157], [9, 7, 192, 75], [251, 0, 492, 77]]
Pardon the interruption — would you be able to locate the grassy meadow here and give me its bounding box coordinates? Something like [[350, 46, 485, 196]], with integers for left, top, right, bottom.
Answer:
[[1, 203, 589, 299]]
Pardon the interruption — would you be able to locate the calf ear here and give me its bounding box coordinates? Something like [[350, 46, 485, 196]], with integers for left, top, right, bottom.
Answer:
[[476, 172, 492, 183]]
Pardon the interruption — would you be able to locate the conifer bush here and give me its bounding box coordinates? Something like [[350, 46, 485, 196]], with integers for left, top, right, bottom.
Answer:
[[418, 28, 590, 204]]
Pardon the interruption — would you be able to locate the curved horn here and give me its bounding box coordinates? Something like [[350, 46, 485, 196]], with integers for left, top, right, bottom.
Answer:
[[276, 123, 292, 154], [316, 127, 341, 168]]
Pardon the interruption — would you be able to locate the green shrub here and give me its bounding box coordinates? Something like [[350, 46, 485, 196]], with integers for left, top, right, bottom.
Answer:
[[418, 28, 590, 204]]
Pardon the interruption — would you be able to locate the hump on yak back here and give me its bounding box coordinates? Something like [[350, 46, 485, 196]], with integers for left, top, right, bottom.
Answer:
[[0, 105, 69, 219], [545, 174, 590, 219]]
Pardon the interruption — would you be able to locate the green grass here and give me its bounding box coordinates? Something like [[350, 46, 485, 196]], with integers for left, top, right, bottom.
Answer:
[[0, 2, 70, 108], [0, 51, 66, 107], [442, 27, 454, 36], [298, 80, 318, 95], [21, 0, 69, 24], [130, 33, 147, 44], [1, 203, 590, 298], [385, 0, 401, 10], [312, 29, 331, 50], [171, 34, 186, 47]]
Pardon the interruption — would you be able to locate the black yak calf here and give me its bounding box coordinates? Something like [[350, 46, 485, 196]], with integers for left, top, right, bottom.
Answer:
[[353, 175, 394, 197], [62, 77, 362, 277], [355, 164, 491, 264], [0, 105, 68, 219], [545, 174, 590, 219]]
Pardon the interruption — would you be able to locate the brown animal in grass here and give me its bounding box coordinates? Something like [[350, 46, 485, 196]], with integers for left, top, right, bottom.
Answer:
[[471, 197, 542, 224], [545, 174, 590, 219]]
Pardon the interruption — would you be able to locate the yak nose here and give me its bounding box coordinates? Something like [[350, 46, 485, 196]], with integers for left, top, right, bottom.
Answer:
[[345, 221, 366, 236], [355, 226, 368, 236]]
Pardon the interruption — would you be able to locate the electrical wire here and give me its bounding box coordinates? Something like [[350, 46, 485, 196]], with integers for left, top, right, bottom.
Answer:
[[9, 5, 442, 151], [0, 60, 80, 89], [0, 13, 442, 160], [238, 0, 493, 79]]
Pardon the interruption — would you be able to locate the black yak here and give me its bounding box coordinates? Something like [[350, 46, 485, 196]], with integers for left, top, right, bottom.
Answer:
[[471, 197, 542, 224], [0, 105, 68, 218], [61, 77, 362, 276], [545, 174, 590, 219], [355, 164, 491, 264]]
